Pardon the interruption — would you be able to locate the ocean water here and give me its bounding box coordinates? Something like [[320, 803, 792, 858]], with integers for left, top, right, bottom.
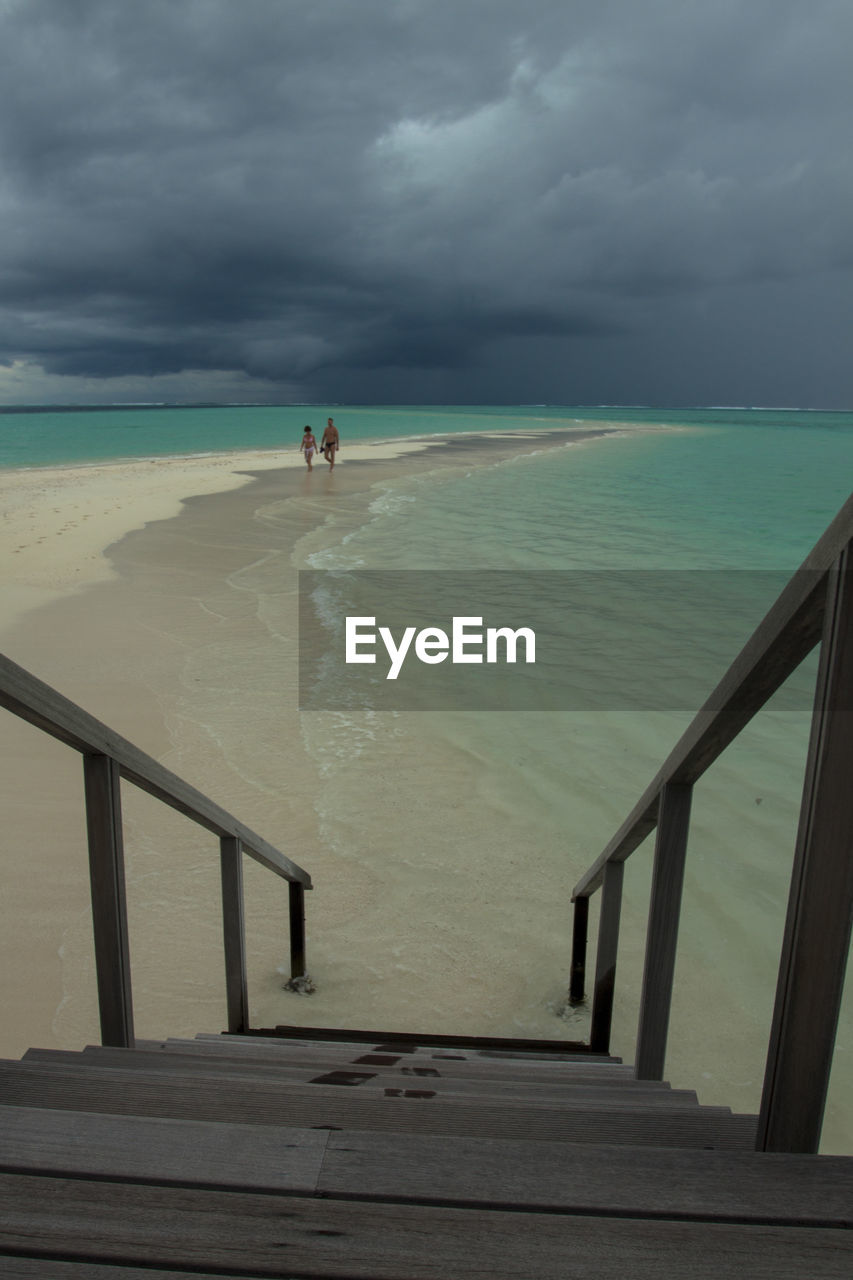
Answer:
[[3, 403, 853, 1149], [0, 402, 633, 466], [2, 399, 852, 470]]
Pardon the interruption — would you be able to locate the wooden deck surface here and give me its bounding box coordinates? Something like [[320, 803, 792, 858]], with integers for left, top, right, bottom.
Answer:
[[1, 1030, 850, 1277]]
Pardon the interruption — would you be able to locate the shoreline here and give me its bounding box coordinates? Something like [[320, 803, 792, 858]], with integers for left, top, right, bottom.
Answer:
[[0, 438, 432, 633], [0, 425, 619, 634]]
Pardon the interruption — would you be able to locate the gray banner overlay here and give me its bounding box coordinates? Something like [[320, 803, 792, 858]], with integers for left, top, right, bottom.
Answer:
[[298, 570, 817, 711]]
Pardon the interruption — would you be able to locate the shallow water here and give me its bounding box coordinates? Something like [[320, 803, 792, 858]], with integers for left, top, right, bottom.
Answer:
[[284, 415, 852, 1149]]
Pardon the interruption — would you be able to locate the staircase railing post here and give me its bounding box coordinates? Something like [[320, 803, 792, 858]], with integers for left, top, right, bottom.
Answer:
[[220, 835, 249, 1034], [569, 895, 588, 1005], [590, 860, 624, 1054], [635, 781, 693, 1080], [289, 881, 307, 981], [757, 549, 853, 1152], [83, 753, 134, 1048]]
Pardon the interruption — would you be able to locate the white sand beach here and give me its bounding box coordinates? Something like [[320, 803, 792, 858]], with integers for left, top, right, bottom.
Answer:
[[0, 441, 429, 631]]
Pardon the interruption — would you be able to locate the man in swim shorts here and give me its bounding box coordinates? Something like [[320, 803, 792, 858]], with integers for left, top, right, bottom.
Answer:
[[320, 417, 340, 469]]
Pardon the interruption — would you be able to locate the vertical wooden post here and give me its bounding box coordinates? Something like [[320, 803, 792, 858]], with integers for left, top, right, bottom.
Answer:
[[590, 860, 624, 1054], [635, 782, 693, 1080], [220, 836, 249, 1034], [569, 896, 588, 1005], [83, 754, 134, 1048], [289, 881, 306, 980], [757, 551, 853, 1152]]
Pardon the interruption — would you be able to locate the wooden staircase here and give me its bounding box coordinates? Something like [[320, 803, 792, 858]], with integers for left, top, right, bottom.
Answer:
[[1, 1029, 851, 1277]]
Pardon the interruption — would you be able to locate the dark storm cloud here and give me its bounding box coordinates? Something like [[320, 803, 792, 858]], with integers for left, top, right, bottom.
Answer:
[[0, 0, 851, 404]]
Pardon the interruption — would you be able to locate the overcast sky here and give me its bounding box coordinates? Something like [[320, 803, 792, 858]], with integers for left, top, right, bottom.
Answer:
[[0, 0, 851, 407]]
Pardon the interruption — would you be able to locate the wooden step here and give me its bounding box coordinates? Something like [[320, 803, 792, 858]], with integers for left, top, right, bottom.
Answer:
[[0, 1059, 757, 1148], [1, 1104, 851, 1226], [2, 1034, 848, 1279], [256, 1022, 598, 1058], [104, 1041, 649, 1082], [36, 1046, 695, 1107], [1, 1168, 849, 1279], [21, 1047, 697, 1115], [160, 1034, 637, 1080]]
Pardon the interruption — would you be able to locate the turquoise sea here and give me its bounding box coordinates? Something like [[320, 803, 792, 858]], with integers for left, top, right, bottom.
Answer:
[[0, 401, 850, 569], [3, 403, 852, 1149], [1, 400, 851, 564]]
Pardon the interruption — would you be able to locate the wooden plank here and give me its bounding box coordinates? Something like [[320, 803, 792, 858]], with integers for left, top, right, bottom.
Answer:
[[0, 1262, 222, 1279], [320, 1130, 853, 1226], [151, 1038, 638, 1082], [758, 550, 853, 1152], [251, 1023, 594, 1056], [194, 1031, 623, 1070], [219, 836, 249, 1035], [23, 1047, 698, 1107], [131, 1034, 630, 1075], [204, 1029, 610, 1058], [590, 859, 624, 1053], [1, 1106, 847, 1227], [179, 1031, 623, 1061], [635, 782, 693, 1080], [569, 494, 853, 902], [73, 1041, 639, 1083], [0, 1105, 328, 1192], [0, 651, 311, 888], [42, 1043, 630, 1078], [0, 1172, 850, 1279], [83, 754, 134, 1049], [0, 1061, 757, 1148]]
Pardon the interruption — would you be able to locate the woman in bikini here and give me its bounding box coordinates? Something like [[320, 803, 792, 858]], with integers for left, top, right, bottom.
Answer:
[[300, 425, 318, 471]]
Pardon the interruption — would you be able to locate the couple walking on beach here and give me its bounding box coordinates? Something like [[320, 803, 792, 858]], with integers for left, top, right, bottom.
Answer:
[[301, 418, 339, 471]]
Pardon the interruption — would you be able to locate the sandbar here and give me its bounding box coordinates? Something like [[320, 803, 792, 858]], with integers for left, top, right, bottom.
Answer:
[[0, 440, 432, 631]]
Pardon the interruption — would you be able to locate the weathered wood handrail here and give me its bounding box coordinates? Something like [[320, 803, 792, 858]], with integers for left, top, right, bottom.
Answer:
[[0, 652, 312, 1046], [570, 491, 853, 1153]]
